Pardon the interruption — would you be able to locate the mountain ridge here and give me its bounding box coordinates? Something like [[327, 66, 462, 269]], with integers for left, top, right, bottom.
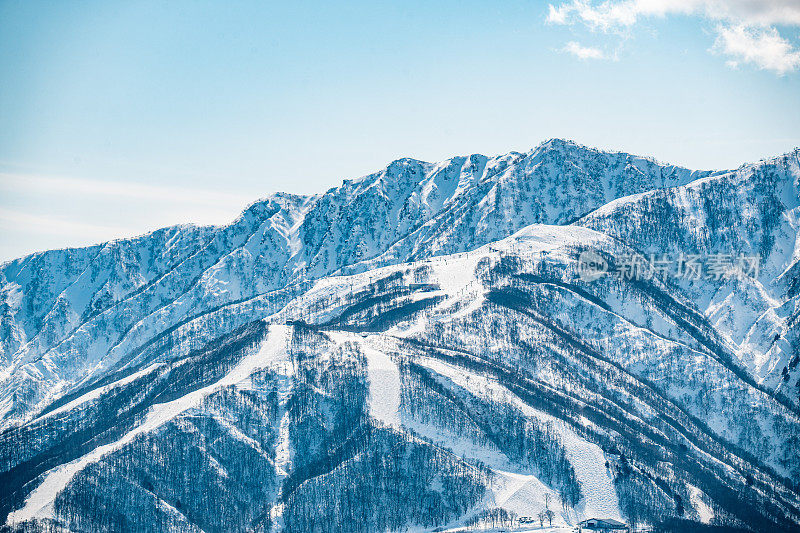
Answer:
[[0, 138, 720, 424], [1, 140, 799, 532]]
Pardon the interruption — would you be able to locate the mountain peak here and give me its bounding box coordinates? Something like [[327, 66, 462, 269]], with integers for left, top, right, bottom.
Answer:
[[1, 142, 799, 532]]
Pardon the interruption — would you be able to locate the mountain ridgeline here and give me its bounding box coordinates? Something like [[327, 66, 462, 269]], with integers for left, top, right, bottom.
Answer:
[[0, 139, 799, 532]]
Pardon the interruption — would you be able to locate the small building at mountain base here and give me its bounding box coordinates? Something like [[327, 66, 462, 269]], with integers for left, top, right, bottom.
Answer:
[[579, 517, 630, 532]]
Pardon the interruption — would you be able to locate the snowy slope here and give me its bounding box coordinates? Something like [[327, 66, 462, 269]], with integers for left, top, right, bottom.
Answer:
[[1, 141, 799, 532], [0, 139, 715, 430], [6, 325, 290, 526]]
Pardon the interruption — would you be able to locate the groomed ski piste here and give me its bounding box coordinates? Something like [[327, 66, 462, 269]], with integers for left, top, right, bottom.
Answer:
[[5, 231, 631, 531], [7, 207, 797, 530], [324, 329, 623, 532], [319, 228, 629, 531], [7, 324, 293, 527]]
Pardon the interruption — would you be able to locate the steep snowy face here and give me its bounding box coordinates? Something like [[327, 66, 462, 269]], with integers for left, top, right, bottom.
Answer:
[[0, 193, 314, 424], [0, 140, 709, 427], [1, 141, 800, 532], [347, 139, 715, 268], [579, 150, 800, 395], [0, 224, 216, 365], [267, 223, 800, 531], [2, 223, 799, 532]]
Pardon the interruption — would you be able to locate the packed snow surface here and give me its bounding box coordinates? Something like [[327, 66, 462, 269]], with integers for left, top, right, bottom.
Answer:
[[362, 342, 402, 427], [416, 356, 622, 522], [6, 324, 290, 526]]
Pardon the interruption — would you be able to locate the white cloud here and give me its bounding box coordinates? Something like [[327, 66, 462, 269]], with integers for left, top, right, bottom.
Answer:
[[563, 41, 607, 59], [0, 172, 252, 208], [547, 4, 570, 24], [547, 0, 700, 31], [547, 0, 800, 29], [548, 1, 635, 30], [713, 24, 800, 75], [0, 172, 255, 261], [547, 0, 800, 73], [706, 0, 800, 26], [0, 208, 133, 240]]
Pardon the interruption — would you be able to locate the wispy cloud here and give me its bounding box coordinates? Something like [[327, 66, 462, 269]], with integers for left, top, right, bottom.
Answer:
[[0, 207, 142, 261], [547, 0, 800, 29], [547, 0, 800, 74], [713, 25, 800, 75], [0, 208, 133, 240], [0, 172, 252, 207], [0, 172, 256, 261], [562, 41, 607, 60]]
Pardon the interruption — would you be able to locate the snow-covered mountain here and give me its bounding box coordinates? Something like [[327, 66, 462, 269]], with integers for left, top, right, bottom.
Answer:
[[1, 140, 798, 532]]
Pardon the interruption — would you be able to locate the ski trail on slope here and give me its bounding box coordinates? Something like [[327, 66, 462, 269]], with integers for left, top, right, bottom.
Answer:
[[416, 356, 622, 522], [689, 484, 714, 524], [490, 469, 566, 523], [492, 472, 530, 508], [402, 417, 568, 526], [6, 324, 290, 526], [554, 421, 621, 521], [268, 346, 295, 532], [362, 342, 401, 427], [31, 362, 165, 423]]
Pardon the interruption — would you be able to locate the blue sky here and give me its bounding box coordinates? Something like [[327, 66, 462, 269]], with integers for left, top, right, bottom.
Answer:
[[1, 0, 799, 261]]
